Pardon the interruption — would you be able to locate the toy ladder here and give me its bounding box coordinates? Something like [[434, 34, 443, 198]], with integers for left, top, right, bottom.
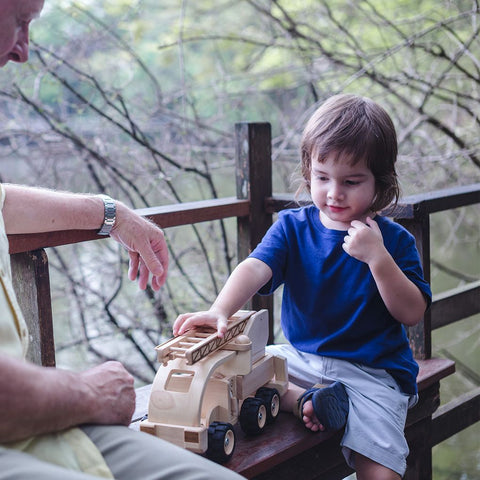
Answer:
[[155, 310, 254, 366]]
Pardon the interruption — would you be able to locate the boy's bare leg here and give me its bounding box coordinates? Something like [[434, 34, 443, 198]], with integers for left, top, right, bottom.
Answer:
[[355, 453, 401, 480], [279, 383, 303, 412]]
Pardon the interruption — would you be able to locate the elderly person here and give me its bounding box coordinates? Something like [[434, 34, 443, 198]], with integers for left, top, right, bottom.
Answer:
[[0, 1, 243, 479]]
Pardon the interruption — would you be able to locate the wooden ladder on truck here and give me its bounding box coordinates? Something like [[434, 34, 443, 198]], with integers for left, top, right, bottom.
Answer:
[[155, 310, 255, 366]]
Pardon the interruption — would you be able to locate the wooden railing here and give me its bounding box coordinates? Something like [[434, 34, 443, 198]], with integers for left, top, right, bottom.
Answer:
[[8, 122, 480, 479]]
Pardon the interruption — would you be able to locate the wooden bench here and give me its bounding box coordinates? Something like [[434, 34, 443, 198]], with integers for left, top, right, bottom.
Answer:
[[130, 357, 455, 480]]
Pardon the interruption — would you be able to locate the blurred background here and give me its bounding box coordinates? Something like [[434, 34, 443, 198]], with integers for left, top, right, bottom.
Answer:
[[0, 1, 478, 477]]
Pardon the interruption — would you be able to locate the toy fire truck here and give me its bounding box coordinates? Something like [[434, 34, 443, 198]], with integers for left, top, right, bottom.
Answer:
[[140, 309, 288, 463]]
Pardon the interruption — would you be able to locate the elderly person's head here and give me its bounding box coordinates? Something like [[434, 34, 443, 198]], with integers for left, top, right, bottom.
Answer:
[[0, 0, 44, 67]]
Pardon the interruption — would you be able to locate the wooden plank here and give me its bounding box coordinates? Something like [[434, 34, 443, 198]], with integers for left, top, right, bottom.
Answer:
[[9, 229, 102, 255], [431, 281, 480, 330], [7, 185, 479, 256], [431, 387, 480, 446], [405, 416, 433, 480], [136, 197, 250, 228], [264, 194, 309, 214], [228, 413, 344, 479], [416, 358, 455, 390], [396, 183, 480, 217], [235, 123, 274, 340], [235, 123, 272, 251], [10, 250, 55, 367], [400, 215, 432, 360], [8, 197, 250, 255], [405, 383, 440, 427]]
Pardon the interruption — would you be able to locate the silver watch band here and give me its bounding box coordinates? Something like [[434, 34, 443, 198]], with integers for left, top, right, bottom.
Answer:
[[97, 194, 116, 236]]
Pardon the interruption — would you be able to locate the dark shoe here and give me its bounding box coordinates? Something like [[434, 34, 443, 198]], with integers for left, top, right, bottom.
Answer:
[[294, 381, 349, 431]]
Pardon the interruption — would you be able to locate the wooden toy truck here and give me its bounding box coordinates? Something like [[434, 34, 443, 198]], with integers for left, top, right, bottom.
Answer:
[[140, 309, 288, 463]]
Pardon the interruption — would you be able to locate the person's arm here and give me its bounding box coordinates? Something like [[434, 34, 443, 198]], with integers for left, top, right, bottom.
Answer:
[[2, 184, 168, 290], [0, 354, 135, 443], [173, 257, 272, 337], [2, 184, 109, 233], [343, 217, 427, 326]]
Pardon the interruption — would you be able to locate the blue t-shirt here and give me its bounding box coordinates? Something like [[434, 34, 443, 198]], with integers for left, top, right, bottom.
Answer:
[[249, 206, 432, 395]]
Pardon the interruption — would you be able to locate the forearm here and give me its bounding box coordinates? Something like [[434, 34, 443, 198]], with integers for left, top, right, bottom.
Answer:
[[369, 251, 427, 326], [3, 184, 168, 290], [2, 184, 106, 234], [210, 258, 272, 317], [0, 355, 97, 443], [173, 258, 272, 336], [0, 355, 135, 443]]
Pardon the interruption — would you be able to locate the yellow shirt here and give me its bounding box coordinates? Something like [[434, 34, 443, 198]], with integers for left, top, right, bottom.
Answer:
[[0, 184, 113, 478]]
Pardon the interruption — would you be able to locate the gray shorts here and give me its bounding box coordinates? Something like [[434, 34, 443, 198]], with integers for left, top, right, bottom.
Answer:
[[267, 344, 416, 477]]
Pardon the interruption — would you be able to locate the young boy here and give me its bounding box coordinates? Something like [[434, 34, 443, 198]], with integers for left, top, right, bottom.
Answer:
[[174, 94, 431, 479]]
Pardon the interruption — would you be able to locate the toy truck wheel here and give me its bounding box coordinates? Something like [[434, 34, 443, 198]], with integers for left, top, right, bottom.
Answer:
[[206, 422, 236, 464], [239, 397, 267, 435], [255, 387, 280, 424]]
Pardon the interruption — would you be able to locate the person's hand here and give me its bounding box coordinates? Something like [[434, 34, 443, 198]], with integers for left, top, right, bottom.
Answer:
[[342, 216, 386, 265], [110, 203, 168, 290], [173, 310, 229, 338], [79, 361, 136, 426]]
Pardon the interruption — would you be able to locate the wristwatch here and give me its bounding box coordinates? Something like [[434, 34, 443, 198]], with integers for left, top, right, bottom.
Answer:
[[97, 194, 116, 236]]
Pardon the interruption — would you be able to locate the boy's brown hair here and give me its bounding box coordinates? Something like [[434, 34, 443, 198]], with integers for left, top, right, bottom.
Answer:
[[298, 94, 400, 212]]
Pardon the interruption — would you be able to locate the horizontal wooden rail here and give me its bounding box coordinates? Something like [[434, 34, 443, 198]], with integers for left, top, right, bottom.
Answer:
[[265, 183, 480, 219], [431, 280, 480, 330], [398, 183, 480, 217], [134, 197, 250, 228], [432, 386, 480, 446], [8, 186, 479, 255], [8, 197, 250, 255]]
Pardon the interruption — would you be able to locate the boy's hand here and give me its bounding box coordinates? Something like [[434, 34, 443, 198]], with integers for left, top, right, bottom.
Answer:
[[173, 310, 229, 338], [342, 216, 386, 265]]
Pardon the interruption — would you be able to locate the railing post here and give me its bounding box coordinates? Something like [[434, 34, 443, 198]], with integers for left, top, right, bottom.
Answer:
[[235, 122, 274, 342], [10, 249, 55, 367], [405, 416, 433, 480], [397, 207, 431, 360]]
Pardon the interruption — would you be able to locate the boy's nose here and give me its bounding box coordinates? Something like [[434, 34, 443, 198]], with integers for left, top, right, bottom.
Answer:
[[327, 184, 344, 201]]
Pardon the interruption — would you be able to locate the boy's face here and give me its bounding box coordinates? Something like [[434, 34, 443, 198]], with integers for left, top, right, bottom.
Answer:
[[0, 0, 44, 67], [310, 153, 376, 230]]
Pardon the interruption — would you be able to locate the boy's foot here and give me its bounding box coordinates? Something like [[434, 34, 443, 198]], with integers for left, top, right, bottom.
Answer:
[[293, 381, 349, 431]]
